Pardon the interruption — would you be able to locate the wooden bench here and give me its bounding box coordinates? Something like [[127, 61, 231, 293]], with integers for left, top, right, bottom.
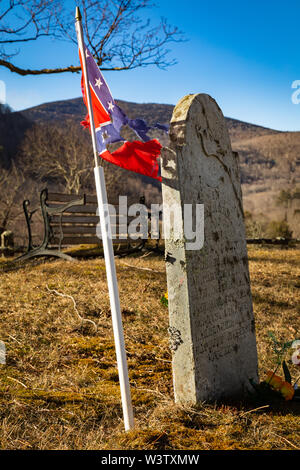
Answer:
[[14, 188, 146, 263]]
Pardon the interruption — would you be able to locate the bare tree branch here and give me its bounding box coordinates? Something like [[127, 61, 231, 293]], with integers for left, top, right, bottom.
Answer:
[[0, 1, 59, 47], [0, 58, 80, 75], [0, 163, 26, 233], [0, 0, 185, 75], [19, 120, 94, 194]]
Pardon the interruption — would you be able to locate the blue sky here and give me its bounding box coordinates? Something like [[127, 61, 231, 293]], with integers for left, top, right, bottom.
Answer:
[[1, 0, 300, 131]]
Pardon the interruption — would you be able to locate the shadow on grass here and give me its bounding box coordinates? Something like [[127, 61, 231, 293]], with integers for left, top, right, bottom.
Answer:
[[248, 255, 299, 265], [252, 291, 294, 309], [213, 394, 300, 417]]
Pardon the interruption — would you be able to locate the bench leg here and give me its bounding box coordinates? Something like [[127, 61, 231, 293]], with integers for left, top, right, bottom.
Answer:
[[12, 248, 75, 263]]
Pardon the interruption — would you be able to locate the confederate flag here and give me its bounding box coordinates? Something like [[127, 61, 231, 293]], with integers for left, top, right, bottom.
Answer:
[[79, 45, 167, 181]]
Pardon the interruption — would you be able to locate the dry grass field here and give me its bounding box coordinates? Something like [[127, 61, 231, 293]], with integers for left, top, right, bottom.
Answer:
[[0, 246, 299, 450]]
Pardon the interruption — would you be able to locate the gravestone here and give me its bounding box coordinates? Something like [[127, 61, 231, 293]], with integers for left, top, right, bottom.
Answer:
[[1, 230, 14, 249], [161, 94, 258, 403], [0, 230, 14, 257]]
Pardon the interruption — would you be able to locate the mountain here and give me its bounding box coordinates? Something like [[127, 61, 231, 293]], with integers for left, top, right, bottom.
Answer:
[[0, 105, 31, 167], [1, 97, 300, 236], [20, 98, 175, 129], [232, 129, 300, 238]]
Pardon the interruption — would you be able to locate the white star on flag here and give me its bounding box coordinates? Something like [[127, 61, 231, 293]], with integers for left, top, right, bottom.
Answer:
[[85, 49, 90, 58], [95, 77, 103, 89], [108, 101, 115, 111]]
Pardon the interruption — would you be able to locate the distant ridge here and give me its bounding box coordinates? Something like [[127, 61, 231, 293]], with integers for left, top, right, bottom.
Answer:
[[18, 96, 277, 137]]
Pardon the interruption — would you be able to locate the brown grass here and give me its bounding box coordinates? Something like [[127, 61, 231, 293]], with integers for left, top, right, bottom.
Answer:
[[0, 246, 299, 450]]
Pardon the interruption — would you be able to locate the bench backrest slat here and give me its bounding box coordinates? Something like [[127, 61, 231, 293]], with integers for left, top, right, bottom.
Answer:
[[52, 225, 121, 234], [48, 204, 98, 214], [51, 215, 100, 224], [49, 236, 131, 246], [47, 192, 97, 204], [47, 192, 119, 205]]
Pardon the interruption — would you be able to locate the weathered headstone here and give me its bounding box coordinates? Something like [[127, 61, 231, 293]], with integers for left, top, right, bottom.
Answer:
[[161, 94, 258, 403], [0, 230, 14, 257], [1, 230, 14, 249]]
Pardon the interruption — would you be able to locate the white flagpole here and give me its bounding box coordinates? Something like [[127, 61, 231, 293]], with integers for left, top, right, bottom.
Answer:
[[75, 7, 134, 432]]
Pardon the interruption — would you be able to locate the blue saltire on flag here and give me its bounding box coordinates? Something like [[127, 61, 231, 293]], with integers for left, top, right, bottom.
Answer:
[[79, 45, 168, 181]]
